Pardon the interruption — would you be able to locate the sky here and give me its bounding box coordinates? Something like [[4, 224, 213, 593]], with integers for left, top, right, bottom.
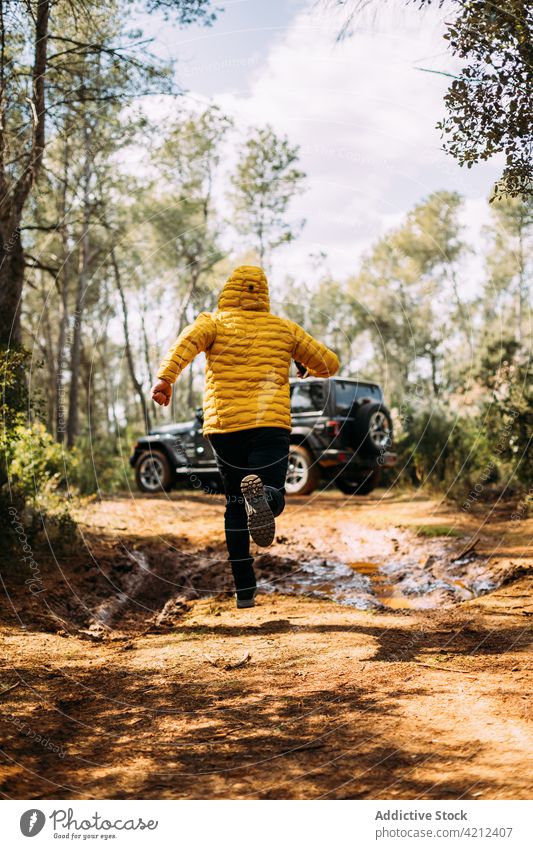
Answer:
[[133, 0, 502, 291]]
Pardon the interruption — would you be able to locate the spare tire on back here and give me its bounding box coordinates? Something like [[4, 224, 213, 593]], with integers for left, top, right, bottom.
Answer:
[[350, 401, 393, 458]]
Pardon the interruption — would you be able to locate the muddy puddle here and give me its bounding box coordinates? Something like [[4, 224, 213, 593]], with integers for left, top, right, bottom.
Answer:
[[254, 548, 502, 611], [77, 540, 509, 637], [47, 515, 514, 637]]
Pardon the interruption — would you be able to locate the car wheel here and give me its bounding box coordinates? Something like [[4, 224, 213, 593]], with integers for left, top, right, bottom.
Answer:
[[135, 450, 174, 493], [285, 444, 320, 495], [335, 468, 382, 495], [352, 402, 393, 457]]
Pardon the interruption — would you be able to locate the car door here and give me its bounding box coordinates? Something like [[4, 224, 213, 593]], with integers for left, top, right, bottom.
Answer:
[[290, 381, 331, 451]]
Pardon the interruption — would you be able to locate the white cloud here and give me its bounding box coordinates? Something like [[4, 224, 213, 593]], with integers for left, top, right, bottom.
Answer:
[[202, 2, 502, 285]]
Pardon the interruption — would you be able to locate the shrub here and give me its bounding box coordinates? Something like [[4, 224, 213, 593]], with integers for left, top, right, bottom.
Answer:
[[0, 347, 32, 486], [69, 435, 131, 495], [394, 402, 496, 500], [7, 421, 70, 500], [478, 340, 533, 489]]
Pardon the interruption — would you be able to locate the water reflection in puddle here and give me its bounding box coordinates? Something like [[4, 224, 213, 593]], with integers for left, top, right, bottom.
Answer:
[[348, 560, 435, 610]]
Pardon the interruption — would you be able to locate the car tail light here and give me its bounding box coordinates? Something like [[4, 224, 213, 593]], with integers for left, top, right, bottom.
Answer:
[[326, 420, 341, 437]]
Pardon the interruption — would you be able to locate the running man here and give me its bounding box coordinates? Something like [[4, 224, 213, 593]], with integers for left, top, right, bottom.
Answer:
[[151, 266, 339, 608]]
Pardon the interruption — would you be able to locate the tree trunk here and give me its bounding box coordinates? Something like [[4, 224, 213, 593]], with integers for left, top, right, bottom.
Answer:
[[66, 244, 86, 448], [517, 213, 526, 346], [39, 272, 56, 430], [177, 268, 200, 334], [55, 128, 70, 441], [429, 349, 439, 397], [55, 273, 69, 440], [450, 266, 470, 345], [66, 111, 91, 448], [0, 0, 50, 348], [111, 246, 151, 432], [80, 341, 94, 439], [140, 296, 157, 422], [101, 327, 120, 449], [0, 220, 25, 345]]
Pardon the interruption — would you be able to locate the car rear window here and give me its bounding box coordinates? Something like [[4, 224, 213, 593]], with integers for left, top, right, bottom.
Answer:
[[335, 380, 382, 412], [290, 382, 327, 413]]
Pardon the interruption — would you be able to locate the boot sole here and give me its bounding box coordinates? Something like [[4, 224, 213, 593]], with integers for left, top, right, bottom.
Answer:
[[241, 474, 276, 547]]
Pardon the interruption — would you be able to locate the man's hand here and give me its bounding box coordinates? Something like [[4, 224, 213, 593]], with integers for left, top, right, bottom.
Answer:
[[151, 379, 172, 406]]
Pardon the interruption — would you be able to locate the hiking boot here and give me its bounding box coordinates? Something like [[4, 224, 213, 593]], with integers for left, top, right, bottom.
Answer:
[[240, 474, 276, 547], [235, 588, 257, 609]]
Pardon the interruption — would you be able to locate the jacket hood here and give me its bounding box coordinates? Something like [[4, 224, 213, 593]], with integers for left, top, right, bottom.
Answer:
[[217, 265, 270, 312]]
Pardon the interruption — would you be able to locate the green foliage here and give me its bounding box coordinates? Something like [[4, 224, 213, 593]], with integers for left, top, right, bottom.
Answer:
[[394, 402, 496, 499], [0, 347, 128, 559], [477, 338, 533, 488], [436, 0, 533, 197], [140, 0, 218, 25], [69, 436, 130, 495], [8, 425, 132, 501], [482, 194, 533, 342], [394, 364, 531, 502], [148, 106, 232, 303], [348, 191, 467, 397], [157, 105, 233, 193], [331, 0, 532, 196], [282, 276, 355, 369], [0, 349, 75, 548], [230, 125, 306, 263], [0, 348, 32, 537], [6, 423, 131, 502], [7, 421, 69, 501], [414, 525, 463, 538], [0, 347, 30, 427], [4, 0, 531, 511]]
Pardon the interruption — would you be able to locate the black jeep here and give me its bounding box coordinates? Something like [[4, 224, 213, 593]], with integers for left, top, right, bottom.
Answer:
[[130, 377, 397, 496]]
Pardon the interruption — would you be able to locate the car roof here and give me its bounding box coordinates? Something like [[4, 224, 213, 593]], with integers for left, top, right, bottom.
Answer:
[[289, 376, 381, 388]]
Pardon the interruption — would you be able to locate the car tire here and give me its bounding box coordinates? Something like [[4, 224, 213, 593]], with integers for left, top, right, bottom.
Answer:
[[335, 468, 382, 495], [135, 449, 174, 493], [285, 444, 320, 495], [351, 402, 393, 457]]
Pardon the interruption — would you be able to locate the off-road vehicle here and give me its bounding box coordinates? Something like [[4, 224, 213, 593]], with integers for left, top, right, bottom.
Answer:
[[130, 377, 396, 496]]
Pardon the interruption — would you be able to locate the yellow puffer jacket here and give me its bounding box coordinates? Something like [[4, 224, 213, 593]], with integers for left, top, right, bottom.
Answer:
[[157, 265, 339, 435]]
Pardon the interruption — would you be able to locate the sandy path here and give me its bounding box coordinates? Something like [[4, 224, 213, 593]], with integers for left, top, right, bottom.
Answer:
[[0, 490, 531, 799]]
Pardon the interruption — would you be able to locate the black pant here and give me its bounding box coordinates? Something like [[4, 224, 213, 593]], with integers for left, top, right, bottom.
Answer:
[[208, 427, 290, 597]]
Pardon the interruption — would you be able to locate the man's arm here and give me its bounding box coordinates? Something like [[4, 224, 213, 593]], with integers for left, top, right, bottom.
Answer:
[[287, 320, 339, 378], [151, 312, 216, 406]]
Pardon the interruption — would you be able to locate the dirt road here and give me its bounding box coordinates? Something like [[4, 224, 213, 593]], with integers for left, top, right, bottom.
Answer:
[[1, 489, 531, 799]]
